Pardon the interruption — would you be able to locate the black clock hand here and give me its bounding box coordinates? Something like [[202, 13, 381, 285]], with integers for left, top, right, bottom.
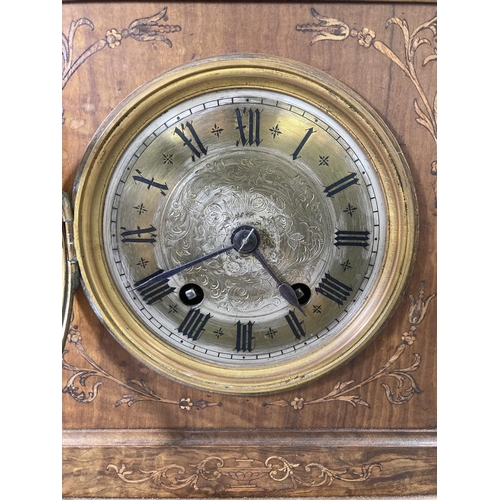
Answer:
[[252, 249, 307, 316], [134, 243, 236, 292]]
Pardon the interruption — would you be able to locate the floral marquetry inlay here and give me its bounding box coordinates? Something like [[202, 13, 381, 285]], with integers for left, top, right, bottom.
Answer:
[[62, 6, 181, 122], [62, 281, 434, 411], [62, 327, 222, 411], [62, 4, 437, 498], [107, 455, 382, 493], [263, 281, 435, 410], [62, 3, 435, 412], [296, 9, 437, 203]]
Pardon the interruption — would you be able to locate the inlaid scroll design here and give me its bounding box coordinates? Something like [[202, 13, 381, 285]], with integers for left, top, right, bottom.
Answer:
[[62, 6, 180, 121], [107, 455, 381, 493], [263, 281, 435, 410], [62, 326, 221, 411], [296, 10, 437, 196]]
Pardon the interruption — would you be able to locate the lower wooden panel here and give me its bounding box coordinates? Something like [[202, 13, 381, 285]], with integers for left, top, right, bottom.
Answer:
[[64, 498, 436, 500], [62, 429, 436, 498]]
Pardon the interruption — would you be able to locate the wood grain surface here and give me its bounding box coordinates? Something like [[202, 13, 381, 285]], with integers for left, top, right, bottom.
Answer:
[[63, 428, 436, 497], [62, 2, 437, 497]]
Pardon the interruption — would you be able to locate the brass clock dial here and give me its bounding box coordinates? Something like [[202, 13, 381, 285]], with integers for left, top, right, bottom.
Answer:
[[73, 55, 417, 395]]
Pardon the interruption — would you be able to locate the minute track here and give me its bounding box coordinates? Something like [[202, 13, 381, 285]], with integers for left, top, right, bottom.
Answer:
[[110, 91, 381, 364]]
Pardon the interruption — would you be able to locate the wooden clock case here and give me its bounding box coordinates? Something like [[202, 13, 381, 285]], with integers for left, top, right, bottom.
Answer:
[[62, 1, 437, 498]]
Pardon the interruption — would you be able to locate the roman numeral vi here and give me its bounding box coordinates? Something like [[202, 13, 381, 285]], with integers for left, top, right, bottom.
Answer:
[[235, 321, 254, 352]]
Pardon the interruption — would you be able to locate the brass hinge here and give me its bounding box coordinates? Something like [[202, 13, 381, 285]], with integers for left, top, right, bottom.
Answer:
[[62, 190, 79, 351]]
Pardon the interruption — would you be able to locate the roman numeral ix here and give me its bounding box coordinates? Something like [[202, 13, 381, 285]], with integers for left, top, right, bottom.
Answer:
[[120, 225, 157, 244]]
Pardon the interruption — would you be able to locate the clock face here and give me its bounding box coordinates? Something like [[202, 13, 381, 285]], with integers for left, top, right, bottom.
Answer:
[[104, 88, 385, 365], [74, 56, 416, 394]]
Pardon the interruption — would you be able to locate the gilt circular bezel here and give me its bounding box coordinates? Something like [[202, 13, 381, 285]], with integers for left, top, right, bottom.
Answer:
[[73, 54, 418, 395]]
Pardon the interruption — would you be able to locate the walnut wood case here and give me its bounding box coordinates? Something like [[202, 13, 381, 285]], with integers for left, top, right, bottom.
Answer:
[[62, 2, 437, 498]]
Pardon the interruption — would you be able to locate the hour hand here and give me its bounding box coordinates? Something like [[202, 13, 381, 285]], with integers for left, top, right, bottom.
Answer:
[[252, 249, 307, 316]]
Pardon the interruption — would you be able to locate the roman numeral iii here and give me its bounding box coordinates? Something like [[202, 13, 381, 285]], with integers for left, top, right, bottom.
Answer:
[[334, 230, 370, 248]]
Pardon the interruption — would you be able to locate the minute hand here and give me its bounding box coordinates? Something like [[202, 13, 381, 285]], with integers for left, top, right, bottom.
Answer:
[[252, 249, 307, 316], [134, 243, 235, 291]]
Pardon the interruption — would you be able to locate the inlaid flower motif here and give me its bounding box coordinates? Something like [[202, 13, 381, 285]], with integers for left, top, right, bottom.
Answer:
[[401, 326, 417, 346], [295, 8, 349, 43], [291, 397, 305, 410], [105, 29, 122, 48], [124, 7, 181, 47], [68, 326, 82, 344], [357, 28, 376, 48], [179, 397, 194, 410], [408, 281, 436, 325]]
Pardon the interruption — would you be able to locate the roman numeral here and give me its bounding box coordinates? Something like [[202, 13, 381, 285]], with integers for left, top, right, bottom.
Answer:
[[174, 122, 207, 161], [178, 309, 211, 341], [133, 169, 168, 195], [285, 310, 306, 340], [315, 273, 352, 306], [292, 128, 315, 160], [134, 270, 175, 305], [334, 230, 370, 248], [235, 108, 262, 146], [324, 172, 359, 197], [120, 225, 157, 244], [235, 321, 254, 352]]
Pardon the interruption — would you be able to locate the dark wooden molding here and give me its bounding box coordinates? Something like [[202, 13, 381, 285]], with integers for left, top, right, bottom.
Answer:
[[63, 1, 436, 4], [63, 428, 437, 448]]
